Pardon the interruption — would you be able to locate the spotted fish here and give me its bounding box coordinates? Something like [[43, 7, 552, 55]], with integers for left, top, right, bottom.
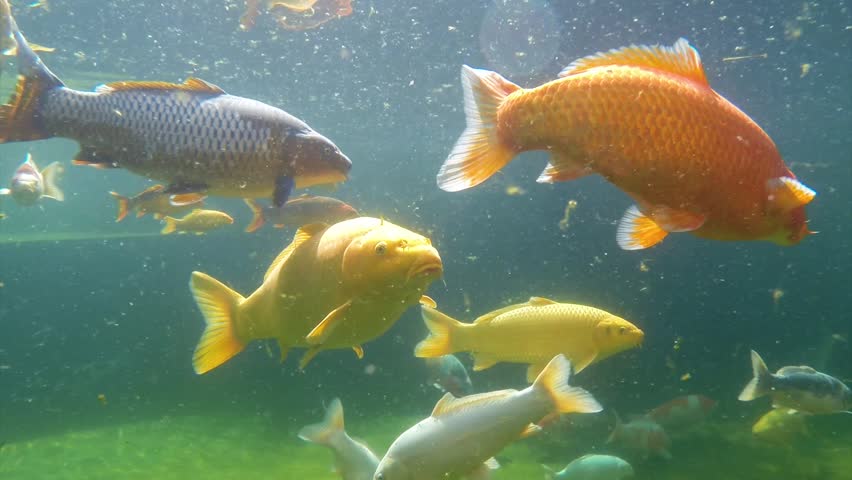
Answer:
[[0, 10, 351, 206]]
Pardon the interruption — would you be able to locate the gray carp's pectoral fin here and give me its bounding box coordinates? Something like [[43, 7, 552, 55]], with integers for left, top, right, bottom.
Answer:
[[273, 175, 294, 207], [72, 148, 119, 169], [305, 300, 353, 345], [164, 182, 208, 195]]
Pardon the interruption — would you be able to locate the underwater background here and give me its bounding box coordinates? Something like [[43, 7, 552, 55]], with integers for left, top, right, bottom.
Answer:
[[1, 0, 850, 478]]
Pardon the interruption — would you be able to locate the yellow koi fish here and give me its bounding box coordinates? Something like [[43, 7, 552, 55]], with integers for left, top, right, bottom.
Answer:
[[161, 209, 233, 235]]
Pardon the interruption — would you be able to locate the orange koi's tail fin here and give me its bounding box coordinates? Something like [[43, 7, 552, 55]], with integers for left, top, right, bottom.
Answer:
[[415, 306, 463, 358], [190, 271, 247, 375], [436, 65, 520, 192], [533, 354, 603, 415], [0, 23, 63, 143], [109, 192, 130, 222], [243, 198, 265, 233], [298, 398, 344, 447], [160, 216, 178, 235]]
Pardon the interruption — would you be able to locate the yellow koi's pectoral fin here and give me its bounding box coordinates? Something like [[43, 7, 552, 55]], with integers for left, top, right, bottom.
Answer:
[[264, 223, 326, 281], [352, 345, 364, 359], [560, 38, 708, 86], [299, 346, 322, 370], [767, 177, 816, 211], [570, 349, 598, 374], [305, 300, 353, 345], [616, 205, 704, 250], [277, 339, 290, 363], [472, 353, 499, 371], [419, 295, 437, 309]]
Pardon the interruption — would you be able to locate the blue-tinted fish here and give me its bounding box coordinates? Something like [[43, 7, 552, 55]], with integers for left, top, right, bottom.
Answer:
[[544, 454, 634, 480], [0, 11, 350, 207], [738, 350, 851, 414], [0, 153, 63, 205], [424, 354, 473, 398], [243, 194, 358, 232]]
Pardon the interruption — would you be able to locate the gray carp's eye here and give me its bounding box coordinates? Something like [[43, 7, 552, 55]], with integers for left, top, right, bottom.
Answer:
[[375, 242, 387, 255]]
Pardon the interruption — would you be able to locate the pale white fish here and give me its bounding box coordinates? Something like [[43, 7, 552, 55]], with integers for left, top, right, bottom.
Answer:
[[543, 454, 634, 480], [299, 398, 380, 480]]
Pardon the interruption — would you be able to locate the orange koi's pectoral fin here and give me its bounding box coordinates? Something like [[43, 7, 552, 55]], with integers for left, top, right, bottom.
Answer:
[[559, 38, 707, 86], [617, 205, 705, 250], [169, 193, 206, 207], [305, 299, 353, 346], [96, 77, 225, 95], [536, 156, 593, 184], [436, 66, 521, 192], [767, 176, 816, 211]]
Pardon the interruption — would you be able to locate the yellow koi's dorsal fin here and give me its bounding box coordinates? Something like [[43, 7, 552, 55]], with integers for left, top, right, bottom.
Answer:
[[431, 390, 515, 418], [528, 297, 557, 307], [96, 77, 225, 94], [419, 295, 437, 309], [473, 303, 525, 324], [559, 38, 708, 86], [263, 223, 326, 281]]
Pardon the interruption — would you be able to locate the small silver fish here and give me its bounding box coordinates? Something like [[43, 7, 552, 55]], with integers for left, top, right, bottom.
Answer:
[[424, 354, 473, 397], [374, 355, 602, 480], [299, 398, 380, 480], [738, 350, 852, 414], [544, 454, 634, 480], [0, 153, 63, 205]]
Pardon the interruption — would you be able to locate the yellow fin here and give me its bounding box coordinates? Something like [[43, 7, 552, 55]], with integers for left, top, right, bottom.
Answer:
[[2, 42, 55, 56], [473, 353, 499, 371], [419, 295, 437, 309], [39, 161, 64, 201], [96, 77, 225, 94], [559, 38, 708, 86], [190, 271, 247, 374], [570, 349, 598, 374], [244, 198, 265, 233], [616, 205, 668, 250], [264, 223, 326, 281], [536, 152, 593, 184], [519, 423, 543, 438], [305, 300, 352, 345], [436, 66, 520, 192], [528, 297, 557, 307], [298, 398, 344, 445], [415, 306, 462, 358], [170, 193, 206, 207], [473, 303, 525, 324], [352, 345, 364, 359], [109, 191, 130, 222], [161, 216, 179, 235], [533, 355, 602, 414], [431, 390, 515, 417], [767, 177, 816, 210], [277, 339, 290, 363], [526, 363, 547, 383], [299, 346, 322, 370]]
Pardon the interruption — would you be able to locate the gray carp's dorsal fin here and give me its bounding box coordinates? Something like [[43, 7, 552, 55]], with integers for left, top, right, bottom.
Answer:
[[776, 365, 818, 376], [263, 223, 326, 281], [96, 77, 225, 94]]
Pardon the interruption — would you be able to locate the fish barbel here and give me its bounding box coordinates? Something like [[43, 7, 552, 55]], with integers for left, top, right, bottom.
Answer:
[[0, 8, 351, 207]]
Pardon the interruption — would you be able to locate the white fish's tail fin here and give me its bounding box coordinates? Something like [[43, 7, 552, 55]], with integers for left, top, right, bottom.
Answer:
[[298, 398, 344, 446], [415, 306, 463, 358], [436, 65, 520, 192], [39, 161, 64, 201], [542, 465, 557, 480], [533, 354, 602, 414], [243, 198, 265, 233], [738, 350, 773, 401], [190, 271, 246, 374]]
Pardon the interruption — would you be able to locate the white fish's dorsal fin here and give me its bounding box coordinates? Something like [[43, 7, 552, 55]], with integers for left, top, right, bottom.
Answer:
[[528, 297, 557, 307], [263, 223, 326, 281], [559, 38, 708, 86], [473, 302, 526, 324], [776, 365, 818, 376], [431, 390, 515, 417]]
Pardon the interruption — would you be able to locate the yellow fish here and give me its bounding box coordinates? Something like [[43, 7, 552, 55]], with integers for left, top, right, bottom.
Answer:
[[161, 209, 233, 235], [752, 409, 809, 444], [415, 297, 644, 382], [190, 217, 443, 374]]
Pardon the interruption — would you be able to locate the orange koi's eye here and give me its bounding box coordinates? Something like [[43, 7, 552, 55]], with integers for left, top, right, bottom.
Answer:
[[375, 242, 387, 255]]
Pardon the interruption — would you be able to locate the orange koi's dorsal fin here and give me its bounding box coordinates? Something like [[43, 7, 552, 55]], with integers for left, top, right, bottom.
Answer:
[[559, 38, 708, 86], [767, 177, 816, 210], [95, 77, 225, 95], [263, 223, 326, 281]]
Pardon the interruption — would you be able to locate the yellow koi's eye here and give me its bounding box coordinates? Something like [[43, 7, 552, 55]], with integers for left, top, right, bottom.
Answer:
[[619, 326, 627, 335], [399, 239, 408, 249], [375, 241, 388, 255]]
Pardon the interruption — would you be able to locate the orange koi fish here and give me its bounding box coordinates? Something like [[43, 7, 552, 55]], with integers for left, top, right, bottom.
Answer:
[[438, 39, 816, 249]]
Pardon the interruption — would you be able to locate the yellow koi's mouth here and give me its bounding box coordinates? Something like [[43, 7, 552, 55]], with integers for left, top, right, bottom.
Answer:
[[408, 261, 443, 280]]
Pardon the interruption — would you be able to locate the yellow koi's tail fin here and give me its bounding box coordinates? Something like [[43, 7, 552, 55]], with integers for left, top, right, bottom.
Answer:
[[738, 350, 773, 401], [415, 306, 463, 358], [436, 65, 520, 192], [190, 271, 247, 375], [39, 161, 64, 201], [0, 23, 63, 143], [298, 398, 344, 447], [160, 216, 178, 235], [243, 198, 265, 233], [109, 191, 130, 222], [533, 354, 603, 414]]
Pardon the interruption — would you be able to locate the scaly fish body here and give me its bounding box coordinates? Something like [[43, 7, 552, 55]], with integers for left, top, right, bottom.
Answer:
[[243, 194, 358, 232], [161, 209, 234, 235], [439, 39, 815, 249], [0, 15, 351, 207], [109, 184, 205, 222], [190, 217, 442, 374], [646, 395, 717, 431], [545, 454, 634, 480], [416, 297, 643, 382]]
